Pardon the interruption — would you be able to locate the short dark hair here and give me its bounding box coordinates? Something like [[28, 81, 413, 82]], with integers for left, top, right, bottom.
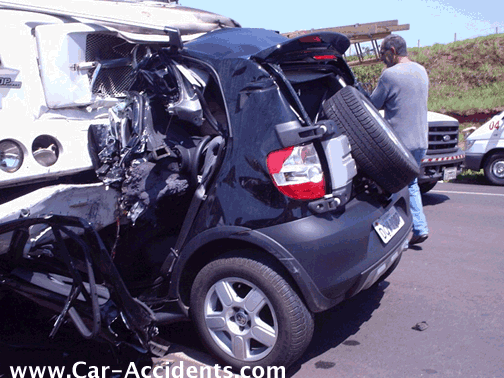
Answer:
[[380, 34, 408, 57]]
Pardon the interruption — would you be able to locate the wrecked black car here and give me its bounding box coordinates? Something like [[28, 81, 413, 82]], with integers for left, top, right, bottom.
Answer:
[[0, 1, 418, 370]]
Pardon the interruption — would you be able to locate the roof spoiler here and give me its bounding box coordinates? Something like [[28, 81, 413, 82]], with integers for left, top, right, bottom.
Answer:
[[252, 32, 351, 63]]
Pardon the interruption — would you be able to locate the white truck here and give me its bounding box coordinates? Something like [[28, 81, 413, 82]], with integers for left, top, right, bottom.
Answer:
[[464, 111, 504, 185], [377, 110, 465, 193], [419, 112, 466, 193]]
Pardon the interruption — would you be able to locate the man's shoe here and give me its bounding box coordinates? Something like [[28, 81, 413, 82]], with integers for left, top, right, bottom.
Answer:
[[409, 233, 428, 246]]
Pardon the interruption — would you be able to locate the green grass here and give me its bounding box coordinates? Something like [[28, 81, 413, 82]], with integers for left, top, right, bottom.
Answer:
[[429, 81, 504, 113], [455, 169, 487, 185]]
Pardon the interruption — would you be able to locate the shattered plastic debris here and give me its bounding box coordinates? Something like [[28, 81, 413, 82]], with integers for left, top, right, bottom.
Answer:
[[412, 321, 429, 331]]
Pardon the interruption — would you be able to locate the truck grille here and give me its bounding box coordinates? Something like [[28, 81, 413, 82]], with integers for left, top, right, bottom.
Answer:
[[86, 34, 136, 98], [427, 122, 459, 155]]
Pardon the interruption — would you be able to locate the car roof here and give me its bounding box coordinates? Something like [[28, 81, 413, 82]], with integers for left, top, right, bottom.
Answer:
[[185, 28, 289, 59]]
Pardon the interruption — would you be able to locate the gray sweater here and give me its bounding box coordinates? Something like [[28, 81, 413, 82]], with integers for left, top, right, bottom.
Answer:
[[370, 61, 429, 151]]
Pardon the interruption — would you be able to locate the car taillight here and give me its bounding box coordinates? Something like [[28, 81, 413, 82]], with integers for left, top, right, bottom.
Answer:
[[313, 55, 337, 60], [267, 143, 325, 200], [299, 36, 322, 43]]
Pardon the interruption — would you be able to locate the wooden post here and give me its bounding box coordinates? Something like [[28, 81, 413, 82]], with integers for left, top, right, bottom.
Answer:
[[454, 33, 457, 42]]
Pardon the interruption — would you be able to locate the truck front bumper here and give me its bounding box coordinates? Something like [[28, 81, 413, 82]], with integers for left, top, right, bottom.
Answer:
[[419, 149, 465, 183]]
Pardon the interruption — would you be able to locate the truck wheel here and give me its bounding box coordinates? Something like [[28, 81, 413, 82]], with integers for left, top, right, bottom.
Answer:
[[190, 253, 314, 370], [323, 86, 419, 193], [419, 181, 437, 194], [484, 153, 504, 185]]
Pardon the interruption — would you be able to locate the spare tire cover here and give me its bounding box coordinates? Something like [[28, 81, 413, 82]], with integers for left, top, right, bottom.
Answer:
[[322, 86, 419, 193]]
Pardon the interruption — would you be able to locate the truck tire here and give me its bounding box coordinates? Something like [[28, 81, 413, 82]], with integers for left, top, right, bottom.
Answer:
[[323, 86, 419, 193], [483, 152, 504, 185], [190, 253, 314, 370]]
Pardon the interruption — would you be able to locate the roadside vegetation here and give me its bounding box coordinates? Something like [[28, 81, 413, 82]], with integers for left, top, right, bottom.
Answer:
[[351, 33, 504, 118], [350, 33, 504, 181]]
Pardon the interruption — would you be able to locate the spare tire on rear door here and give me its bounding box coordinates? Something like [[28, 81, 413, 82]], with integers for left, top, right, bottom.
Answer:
[[322, 86, 419, 193]]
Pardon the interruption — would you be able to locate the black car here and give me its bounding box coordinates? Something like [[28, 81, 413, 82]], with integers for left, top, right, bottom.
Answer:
[[0, 5, 417, 371]]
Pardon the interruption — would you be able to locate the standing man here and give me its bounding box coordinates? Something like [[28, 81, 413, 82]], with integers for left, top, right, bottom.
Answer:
[[370, 34, 429, 246]]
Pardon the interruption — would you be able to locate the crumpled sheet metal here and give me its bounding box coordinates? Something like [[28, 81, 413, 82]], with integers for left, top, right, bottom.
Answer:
[[0, 183, 120, 254], [91, 93, 190, 225]]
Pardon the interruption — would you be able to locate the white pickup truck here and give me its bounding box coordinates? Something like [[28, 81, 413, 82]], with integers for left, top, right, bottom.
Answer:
[[377, 110, 465, 193], [419, 112, 465, 193]]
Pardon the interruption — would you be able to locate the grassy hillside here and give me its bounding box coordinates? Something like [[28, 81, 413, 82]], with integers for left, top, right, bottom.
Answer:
[[351, 33, 504, 122]]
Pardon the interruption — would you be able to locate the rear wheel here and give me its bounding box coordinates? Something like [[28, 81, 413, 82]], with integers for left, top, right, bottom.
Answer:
[[190, 253, 314, 370], [323, 86, 419, 193], [484, 153, 504, 185]]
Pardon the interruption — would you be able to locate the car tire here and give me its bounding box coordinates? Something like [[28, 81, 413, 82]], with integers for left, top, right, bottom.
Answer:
[[419, 181, 437, 193], [483, 153, 504, 185], [190, 253, 314, 370], [323, 86, 419, 193]]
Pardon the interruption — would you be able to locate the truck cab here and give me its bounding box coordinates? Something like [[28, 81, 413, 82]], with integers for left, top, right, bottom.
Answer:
[[0, 12, 97, 189]]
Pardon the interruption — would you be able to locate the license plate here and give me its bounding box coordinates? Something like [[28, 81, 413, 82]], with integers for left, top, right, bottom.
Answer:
[[443, 166, 457, 181], [373, 207, 405, 244]]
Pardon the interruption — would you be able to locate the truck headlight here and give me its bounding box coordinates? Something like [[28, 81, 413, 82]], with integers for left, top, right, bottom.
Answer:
[[465, 139, 476, 151], [0, 140, 23, 173]]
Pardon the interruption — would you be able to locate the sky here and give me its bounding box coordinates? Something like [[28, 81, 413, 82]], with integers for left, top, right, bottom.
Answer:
[[181, 0, 504, 49]]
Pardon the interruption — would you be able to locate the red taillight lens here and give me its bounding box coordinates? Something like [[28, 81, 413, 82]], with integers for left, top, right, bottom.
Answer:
[[299, 36, 322, 43], [313, 55, 337, 60], [267, 144, 325, 200]]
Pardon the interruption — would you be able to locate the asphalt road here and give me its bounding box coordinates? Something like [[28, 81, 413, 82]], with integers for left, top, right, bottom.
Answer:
[[159, 181, 504, 378], [1, 181, 503, 378], [287, 181, 504, 378]]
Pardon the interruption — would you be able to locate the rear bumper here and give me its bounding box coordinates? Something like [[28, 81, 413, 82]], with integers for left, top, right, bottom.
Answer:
[[419, 149, 465, 183], [257, 187, 411, 313]]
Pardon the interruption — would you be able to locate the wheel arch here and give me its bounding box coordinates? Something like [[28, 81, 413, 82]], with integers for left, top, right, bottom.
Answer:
[[170, 227, 333, 313], [481, 148, 504, 170]]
